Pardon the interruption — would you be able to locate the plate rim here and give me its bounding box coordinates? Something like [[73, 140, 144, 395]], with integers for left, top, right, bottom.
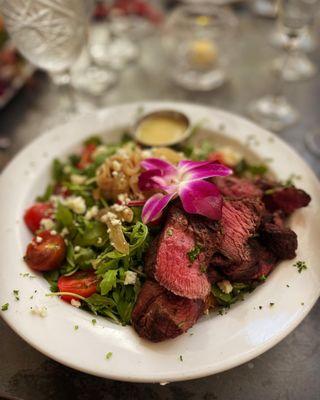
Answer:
[[1, 100, 319, 383]]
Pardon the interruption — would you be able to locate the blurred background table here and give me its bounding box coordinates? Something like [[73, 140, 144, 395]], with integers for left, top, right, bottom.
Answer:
[[0, 9, 319, 400]]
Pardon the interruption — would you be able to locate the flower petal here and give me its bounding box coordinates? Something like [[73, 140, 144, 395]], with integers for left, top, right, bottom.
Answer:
[[138, 169, 163, 191], [141, 192, 176, 224], [179, 180, 223, 220], [179, 160, 232, 181], [141, 158, 177, 175]]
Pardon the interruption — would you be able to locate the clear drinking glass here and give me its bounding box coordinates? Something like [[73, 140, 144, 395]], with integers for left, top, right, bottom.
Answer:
[[271, 0, 318, 53], [90, 0, 163, 71], [247, 65, 298, 132], [272, 0, 317, 81], [163, 2, 237, 91], [0, 0, 117, 96]]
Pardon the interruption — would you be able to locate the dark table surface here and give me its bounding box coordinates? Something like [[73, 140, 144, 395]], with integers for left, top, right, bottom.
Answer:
[[0, 10, 319, 400]]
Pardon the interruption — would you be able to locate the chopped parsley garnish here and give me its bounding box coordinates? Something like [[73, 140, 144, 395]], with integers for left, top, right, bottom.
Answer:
[[187, 245, 202, 262], [74, 325, 79, 331], [179, 355, 183, 362], [269, 302, 275, 307], [200, 264, 207, 273], [167, 229, 173, 237], [293, 261, 307, 273], [92, 319, 97, 325], [286, 284, 290, 288], [301, 302, 305, 306], [13, 290, 20, 301], [106, 352, 113, 360], [259, 275, 267, 282], [1, 303, 9, 311], [259, 306, 263, 310]]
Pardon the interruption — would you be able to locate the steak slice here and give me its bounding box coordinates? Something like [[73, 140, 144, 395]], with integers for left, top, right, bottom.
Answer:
[[263, 186, 311, 215], [213, 240, 276, 281], [213, 176, 263, 199], [259, 212, 298, 260], [132, 281, 204, 342], [219, 198, 265, 264], [151, 204, 220, 300]]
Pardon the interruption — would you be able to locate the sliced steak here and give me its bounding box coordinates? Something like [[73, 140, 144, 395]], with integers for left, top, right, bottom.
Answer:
[[132, 281, 204, 342], [151, 204, 220, 300], [263, 186, 311, 215], [218, 198, 265, 264], [213, 176, 263, 199], [259, 217, 298, 260], [214, 240, 276, 281]]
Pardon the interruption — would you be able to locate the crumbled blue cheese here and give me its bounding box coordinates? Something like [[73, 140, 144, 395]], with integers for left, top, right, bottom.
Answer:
[[50, 230, 57, 236], [124, 271, 137, 285], [117, 193, 130, 204], [30, 306, 47, 317], [71, 299, 81, 308], [85, 205, 99, 220], [61, 227, 69, 237], [65, 196, 86, 214], [74, 246, 80, 253], [40, 218, 55, 230], [70, 174, 87, 185], [217, 280, 233, 294], [111, 204, 125, 213], [35, 236, 43, 243]]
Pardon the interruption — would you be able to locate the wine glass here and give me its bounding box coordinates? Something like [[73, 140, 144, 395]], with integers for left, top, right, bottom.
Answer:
[[248, 39, 299, 132], [90, 0, 163, 71], [0, 0, 118, 96], [272, 0, 317, 81]]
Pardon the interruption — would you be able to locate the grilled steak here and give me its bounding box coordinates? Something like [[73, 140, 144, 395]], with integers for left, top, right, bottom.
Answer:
[[132, 281, 204, 342], [148, 204, 220, 300], [211, 240, 276, 281], [213, 176, 263, 199], [263, 186, 311, 215], [218, 198, 264, 264], [259, 212, 298, 260]]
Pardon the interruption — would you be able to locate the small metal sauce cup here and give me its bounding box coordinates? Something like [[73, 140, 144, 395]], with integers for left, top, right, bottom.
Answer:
[[133, 110, 191, 147]]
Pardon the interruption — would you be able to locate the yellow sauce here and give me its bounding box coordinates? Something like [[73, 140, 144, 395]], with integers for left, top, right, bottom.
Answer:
[[136, 115, 188, 146]]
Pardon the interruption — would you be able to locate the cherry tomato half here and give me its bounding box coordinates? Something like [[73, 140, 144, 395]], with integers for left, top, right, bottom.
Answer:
[[24, 230, 66, 272], [77, 143, 96, 170], [57, 270, 98, 302], [24, 202, 54, 233]]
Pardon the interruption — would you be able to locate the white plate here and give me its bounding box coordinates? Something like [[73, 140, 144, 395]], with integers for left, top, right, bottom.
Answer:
[[0, 102, 319, 383]]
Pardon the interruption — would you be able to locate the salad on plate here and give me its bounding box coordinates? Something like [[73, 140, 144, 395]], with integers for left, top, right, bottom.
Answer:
[[22, 128, 311, 342]]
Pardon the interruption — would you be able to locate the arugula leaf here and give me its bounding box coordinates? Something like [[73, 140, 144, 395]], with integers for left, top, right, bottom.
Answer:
[[74, 221, 109, 248], [36, 184, 54, 202], [100, 270, 118, 296], [234, 159, 268, 177], [43, 270, 60, 292], [56, 203, 74, 228], [74, 247, 96, 269], [84, 136, 102, 146], [84, 294, 119, 324], [52, 159, 65, 182]]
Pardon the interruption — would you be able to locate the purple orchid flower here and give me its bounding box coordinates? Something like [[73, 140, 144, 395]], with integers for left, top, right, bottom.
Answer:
[[138, 158, 232, 224]]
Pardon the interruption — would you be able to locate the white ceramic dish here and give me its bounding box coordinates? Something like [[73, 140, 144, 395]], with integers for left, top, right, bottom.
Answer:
[[0, 102, 319, 383]]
